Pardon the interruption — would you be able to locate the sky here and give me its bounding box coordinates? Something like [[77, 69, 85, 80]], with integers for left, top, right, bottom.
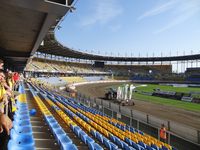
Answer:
[[55, 0, 200, 57]]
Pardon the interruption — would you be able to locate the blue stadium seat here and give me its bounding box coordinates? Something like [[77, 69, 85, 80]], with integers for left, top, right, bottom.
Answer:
[[96, 132, 103, 143], [54, 128, 66, 141], [10, 133, 34, 146], [70, 124, 76, 131], [109, 134, 116, 143], [90, 129, 96, 137], [11, 126, 32, 135], [124, 142, 132, 150], [86, 136, 95, 145], [138, 141, 146, 148], [162, 146, 168, 150], [103, 137, 111, 150], [151, 144, 159, 150], [13, 120, 31, 127], [46, 117, 57, 124], [146, 145, 154, 150], [58, 135, 73, 149], [14, 115, 30, 121], [7, 140, 35, 150], [110, 142, 118, 150], [115, 137, 123, 148], [132, 141, 140, 150], [88, 142, 103, 150], [61, 143, 78, 150], [50, 122, 61, 131], [80, 131, 88, 143], [74, 126, 81, 137]]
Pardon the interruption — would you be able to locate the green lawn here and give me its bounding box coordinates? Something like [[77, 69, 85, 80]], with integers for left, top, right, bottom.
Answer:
[[135, 84, 200, 93], [134, 84, 200, 112], [133, 93, 200, 112], [107, 83, 200, 112]]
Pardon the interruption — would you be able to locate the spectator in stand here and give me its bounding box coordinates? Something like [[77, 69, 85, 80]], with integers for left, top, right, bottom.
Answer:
[[160, 124, 167, 143], [0, 59, 13, 149], [0, 59, 3, 70], [13, 72, 19, 83]]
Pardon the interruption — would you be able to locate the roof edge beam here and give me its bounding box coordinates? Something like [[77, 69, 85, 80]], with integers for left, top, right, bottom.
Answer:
[[30, 14, 59, 56], [2, 0, 70, 16]]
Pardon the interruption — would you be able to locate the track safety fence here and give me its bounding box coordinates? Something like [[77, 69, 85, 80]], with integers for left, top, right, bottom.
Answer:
[[74, 92, 200, 150]]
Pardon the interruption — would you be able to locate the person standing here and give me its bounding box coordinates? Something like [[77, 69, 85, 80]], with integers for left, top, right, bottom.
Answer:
[[0, 59, 13, 149], [160, 124, 167, 143]]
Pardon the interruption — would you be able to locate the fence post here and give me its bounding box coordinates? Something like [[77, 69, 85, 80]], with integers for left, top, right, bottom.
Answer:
[[109, 102, 111, 108], [131, 109, 133, 118], [94, 98, 96, 104], [168, 121, 171, 131], [130, 110, 133, 126], [198, 130, 200, 144], [111, 110, 113, 118], [137, 120, 139, 130], [168, 132, 171, 145], [130, 117, 132, 126], [83, 98, 86, 105], [158, 128, 160, 140], [146, 115, 149, 124]]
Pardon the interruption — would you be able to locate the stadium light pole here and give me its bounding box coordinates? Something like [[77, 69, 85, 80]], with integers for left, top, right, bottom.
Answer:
[[138, 52, 140, 65], [191, 50, 193, 68], [146, 52, 148, 65], [177, 51, 179, 73]]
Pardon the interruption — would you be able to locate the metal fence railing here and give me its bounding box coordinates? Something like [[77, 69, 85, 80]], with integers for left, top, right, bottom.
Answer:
[[75, 92, 200, 150]]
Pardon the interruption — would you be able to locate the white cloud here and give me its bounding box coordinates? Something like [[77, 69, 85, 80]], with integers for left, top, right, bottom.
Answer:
[[80, 0, 123, 27], [138, 0, 200, 33], [154, 0, 200, 33], [138, 0, 179, 20]]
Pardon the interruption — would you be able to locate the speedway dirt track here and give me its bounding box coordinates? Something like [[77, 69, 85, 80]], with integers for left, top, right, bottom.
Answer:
[[76, 82, 200, 130]]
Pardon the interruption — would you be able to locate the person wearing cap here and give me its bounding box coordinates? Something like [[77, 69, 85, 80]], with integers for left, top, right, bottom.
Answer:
[[160, 124, 167, 143]]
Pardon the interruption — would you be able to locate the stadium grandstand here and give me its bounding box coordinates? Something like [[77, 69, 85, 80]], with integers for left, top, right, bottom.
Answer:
[[0, 1, 200, 150]]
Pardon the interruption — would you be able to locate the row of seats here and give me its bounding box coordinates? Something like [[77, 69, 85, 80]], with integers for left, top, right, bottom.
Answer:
[[54, 98, 117, 150], [41, 91, 139, 150], [27, 83, 78, 150], [39, 92, 104, 150], [72, 101, 172, 150], [51, 91, 174, 150], [52, 96, 140, 150], [55, 96, 159, 148], [8, 83, 35, 150], [31, 83, 176, 150]]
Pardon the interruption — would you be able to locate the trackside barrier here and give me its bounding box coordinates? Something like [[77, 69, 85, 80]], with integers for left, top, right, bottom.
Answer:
[[76, 93, 200, 150]]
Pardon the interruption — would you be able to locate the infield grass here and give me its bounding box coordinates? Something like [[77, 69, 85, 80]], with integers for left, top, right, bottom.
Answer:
[[134, 84, 200, 112]]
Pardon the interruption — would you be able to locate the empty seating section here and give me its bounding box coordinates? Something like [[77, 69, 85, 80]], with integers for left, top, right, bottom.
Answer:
[[8, 83, 35, 150], [104, 65, 172, 76], [37, 77, 67, 86], [41, 94, 104, 150], [11, 82, 175, 149], [27, 83, 78, 150], [26, 82, 176, 150], [60, 77, 86, 83], [83, 76, 106, 82], [26, 58, 173, 77], [26, 58, 107, 74]]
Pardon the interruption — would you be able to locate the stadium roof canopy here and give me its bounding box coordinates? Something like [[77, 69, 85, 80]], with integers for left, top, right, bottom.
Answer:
[[39, 31, 200, 62], [0, 0, 73, 71]]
